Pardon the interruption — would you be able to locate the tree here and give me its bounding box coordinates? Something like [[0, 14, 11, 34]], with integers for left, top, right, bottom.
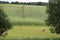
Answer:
[[14, 1, 20, 4], [46, 0, 60, 34], [37, 2, 42, 5], [0, 6, 12, 35]]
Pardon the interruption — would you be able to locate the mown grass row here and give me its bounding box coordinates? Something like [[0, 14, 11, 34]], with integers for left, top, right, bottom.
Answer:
[[11, 20, 45, 26], [0, 37, 60, 40], [9, 17, 46, 26]]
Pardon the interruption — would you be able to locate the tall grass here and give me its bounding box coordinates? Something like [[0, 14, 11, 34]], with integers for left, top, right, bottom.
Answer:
[[10, 18, 45, 26]]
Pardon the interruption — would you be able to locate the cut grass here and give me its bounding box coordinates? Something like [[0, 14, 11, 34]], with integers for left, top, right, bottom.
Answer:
[[7, 26, 60, 39]]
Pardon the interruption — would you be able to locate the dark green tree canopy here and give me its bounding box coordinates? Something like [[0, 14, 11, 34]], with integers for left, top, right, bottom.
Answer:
[[0, 6, 12, 35], [46, 0, 60, 33]]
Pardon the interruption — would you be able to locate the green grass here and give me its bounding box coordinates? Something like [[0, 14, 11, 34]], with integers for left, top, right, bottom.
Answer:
[[7, 26, 60, 38], [2, 4, 47, 18], [1, 4, 48, 25], [0, 26, 59, 40]]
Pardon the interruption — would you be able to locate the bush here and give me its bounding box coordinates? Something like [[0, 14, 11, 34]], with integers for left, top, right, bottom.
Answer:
[[49, 27, 55, 33], [0, 5, 12, 35]]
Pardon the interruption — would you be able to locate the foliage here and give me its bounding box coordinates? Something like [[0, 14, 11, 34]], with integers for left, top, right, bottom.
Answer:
[[0, 6, 12, 35], [0, 1, 48, 6], [49, 27, 55, 33], [46, 0, 60, 33], [0, 1, 9, 4]]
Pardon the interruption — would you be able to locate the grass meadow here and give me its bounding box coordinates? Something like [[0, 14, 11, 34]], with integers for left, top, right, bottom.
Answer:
[[0, 4, 60, 40], [1, 26, 60, 40], [1, 4, 47, 25]]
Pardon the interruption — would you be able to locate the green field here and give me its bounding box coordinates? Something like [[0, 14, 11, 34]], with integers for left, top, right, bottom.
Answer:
[[1, 4, 48, 25], [7, 26, 60, 38], [1, 4, 60, 40], [0, 26, 60, 40]]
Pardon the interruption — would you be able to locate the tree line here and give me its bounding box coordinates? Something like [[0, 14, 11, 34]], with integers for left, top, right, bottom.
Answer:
[[0, 1, 9, 4], [0, 1, 48, 6]]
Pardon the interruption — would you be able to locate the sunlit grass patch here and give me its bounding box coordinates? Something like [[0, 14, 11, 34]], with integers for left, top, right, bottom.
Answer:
[[7, 26, 60, 38]]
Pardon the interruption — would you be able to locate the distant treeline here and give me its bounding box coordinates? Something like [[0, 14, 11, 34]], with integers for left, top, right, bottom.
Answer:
[[0, 1, 48, 6], [0, 1, 9, 4]]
